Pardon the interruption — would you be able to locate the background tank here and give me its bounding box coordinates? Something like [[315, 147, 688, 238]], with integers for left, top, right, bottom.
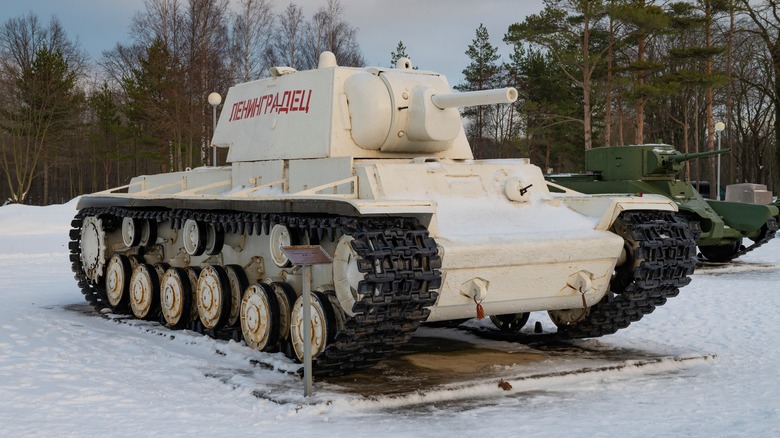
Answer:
[[70, 53, 696, 377], [546, 144, 779, 262]]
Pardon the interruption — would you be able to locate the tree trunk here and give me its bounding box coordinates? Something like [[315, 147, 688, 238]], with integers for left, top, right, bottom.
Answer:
[[583, 10, 592, 151], [617, 88, 625, 146], [683, 101, 690, 180], [545, 131, 551, 172], [605, 14, 614, 148], [705, 1, 717, 198], [726, 0, 734, 186], [775, 72, 780, 191], [635, 34, 645, 144], [43, 159, 49, 204]]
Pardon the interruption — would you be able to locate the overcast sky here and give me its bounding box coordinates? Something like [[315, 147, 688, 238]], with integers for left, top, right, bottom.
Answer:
[[5, 0, 544, 86]]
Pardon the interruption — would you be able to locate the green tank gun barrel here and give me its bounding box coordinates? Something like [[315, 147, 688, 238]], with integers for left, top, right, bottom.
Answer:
[[670, 148, 731, 164]]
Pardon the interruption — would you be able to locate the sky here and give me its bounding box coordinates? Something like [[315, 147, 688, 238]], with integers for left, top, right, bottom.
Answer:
[[3, 0, 545, 86]]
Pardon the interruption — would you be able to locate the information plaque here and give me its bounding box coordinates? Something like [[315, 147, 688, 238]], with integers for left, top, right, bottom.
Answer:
[[281, 245, 333, 265], [280, 245, 332, 397]]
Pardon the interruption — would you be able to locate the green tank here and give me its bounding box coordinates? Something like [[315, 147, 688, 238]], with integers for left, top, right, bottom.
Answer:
[[546, 144, 779, 262]]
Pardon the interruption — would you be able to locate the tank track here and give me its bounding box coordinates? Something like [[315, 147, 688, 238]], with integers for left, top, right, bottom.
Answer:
[[688, 215, 778, 262], [69, 207, 441, 377], [556, 210, 696, 339], [733, 217, 778, 259]]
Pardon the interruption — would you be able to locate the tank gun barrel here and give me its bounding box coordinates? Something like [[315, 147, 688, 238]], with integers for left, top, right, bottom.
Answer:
[[670, 148, 731, 163], [431, 87, 518, 110]]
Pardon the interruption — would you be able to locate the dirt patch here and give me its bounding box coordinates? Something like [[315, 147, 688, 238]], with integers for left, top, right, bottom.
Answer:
[[404, 349, 544, 373], [325, 336, 545, 395]]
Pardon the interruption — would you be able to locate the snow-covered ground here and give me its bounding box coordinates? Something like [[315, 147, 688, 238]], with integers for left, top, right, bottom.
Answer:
[[1, 200, 779, 436]]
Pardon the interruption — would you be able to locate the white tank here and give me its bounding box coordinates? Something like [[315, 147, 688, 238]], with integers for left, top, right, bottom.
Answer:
[[71, 52, 696, 377]]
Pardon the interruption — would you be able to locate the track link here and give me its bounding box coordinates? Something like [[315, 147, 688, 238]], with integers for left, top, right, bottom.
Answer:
[[734, 217, 778, 259], [556, 210, 696, 339], [69, 207, 441, 377]]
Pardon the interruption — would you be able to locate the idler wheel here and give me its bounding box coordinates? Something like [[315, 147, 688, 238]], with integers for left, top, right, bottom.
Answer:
[[160, 267, 193, 329], [105, 254, 132, 312], [197, 265, 232, 330], [129, 263, 161, 320], [290, 291, 337, 362], [489, 312, 530, 332], [240, 283, 280, 351], [80, 216, 107, 284], [224, 265, 248, 327]]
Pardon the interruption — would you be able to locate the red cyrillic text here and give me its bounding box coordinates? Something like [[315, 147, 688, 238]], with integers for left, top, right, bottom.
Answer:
[[228, 89, 312, 122]]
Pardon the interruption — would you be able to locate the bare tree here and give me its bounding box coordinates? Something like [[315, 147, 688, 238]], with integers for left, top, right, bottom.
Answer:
[[738, 0, 780, 188], [107, 0, 232, 171], [267, 3, 305, 68], [231, 0, 274, 81], [100, 43, 145, 88], [303, 0, 364, 68], [0, 14, 85, 204], [184, 0, 231, 167], [131, 0, 184, 52]]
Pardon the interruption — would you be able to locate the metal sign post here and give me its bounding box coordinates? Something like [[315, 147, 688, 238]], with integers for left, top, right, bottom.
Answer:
[[281, 245, 333, 397]]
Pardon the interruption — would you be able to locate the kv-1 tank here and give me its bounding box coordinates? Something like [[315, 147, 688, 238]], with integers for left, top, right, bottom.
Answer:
[[546, 144, 779, 262], [71, 52, 696, 377]]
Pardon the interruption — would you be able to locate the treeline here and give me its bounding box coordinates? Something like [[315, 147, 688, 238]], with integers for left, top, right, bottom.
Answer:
[[458, 0, 779, 192], [0, 0, 361, 204], [1, 0, 779, 205]]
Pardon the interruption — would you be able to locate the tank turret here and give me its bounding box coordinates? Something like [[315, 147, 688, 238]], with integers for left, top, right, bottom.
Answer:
[[213, 52, 516, 162], [583, 144, 731, 180], [71, 53, 698, 378], [547, 144, 778, 262]]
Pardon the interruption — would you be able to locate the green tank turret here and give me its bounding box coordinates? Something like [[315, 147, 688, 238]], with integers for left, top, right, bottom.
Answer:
[[547, 144, 778, 262]]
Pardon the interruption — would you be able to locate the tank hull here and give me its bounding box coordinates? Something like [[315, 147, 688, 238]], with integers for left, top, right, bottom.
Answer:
[[77, 158, 679, 321]]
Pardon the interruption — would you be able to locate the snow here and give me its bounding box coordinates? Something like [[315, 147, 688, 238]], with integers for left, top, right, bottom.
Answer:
[[1, 200, 780, 436], [434, 194, 601, 241]]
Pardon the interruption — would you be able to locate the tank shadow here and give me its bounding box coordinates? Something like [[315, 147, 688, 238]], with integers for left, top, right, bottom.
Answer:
[[322, 329, 712, 398]]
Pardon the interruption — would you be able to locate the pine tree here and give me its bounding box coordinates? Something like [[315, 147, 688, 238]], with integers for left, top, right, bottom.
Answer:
[[611, 0, 670, 144], [390, 40, 409, 67], [88, 82, 125, 190], [505, 0, 610, 151], [512, 46, 583, 171], [457, 23, 501, 158], [123, 38, 180, 171]]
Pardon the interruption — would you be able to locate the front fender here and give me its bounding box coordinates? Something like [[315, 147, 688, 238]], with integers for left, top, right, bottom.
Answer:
[[558, 193, 678, 231]]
